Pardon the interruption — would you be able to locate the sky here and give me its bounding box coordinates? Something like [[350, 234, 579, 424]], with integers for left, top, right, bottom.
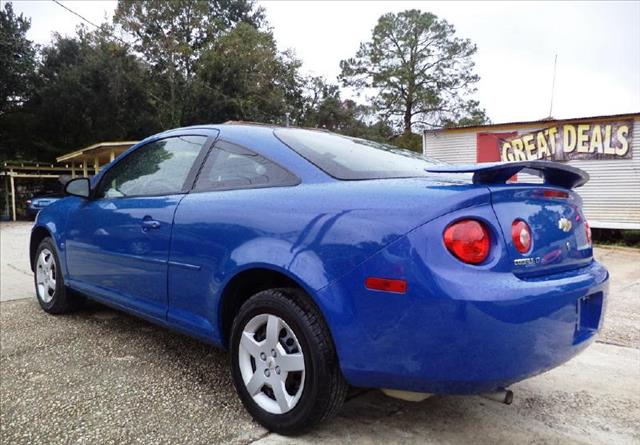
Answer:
[[7, 0, 640, 124]]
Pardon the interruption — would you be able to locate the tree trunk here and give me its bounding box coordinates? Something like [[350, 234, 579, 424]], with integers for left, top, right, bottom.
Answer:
[[403, 102, 412, 135]]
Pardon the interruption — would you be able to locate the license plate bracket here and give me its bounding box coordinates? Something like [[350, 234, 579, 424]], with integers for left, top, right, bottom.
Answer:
[[574, 292, 603, 343]]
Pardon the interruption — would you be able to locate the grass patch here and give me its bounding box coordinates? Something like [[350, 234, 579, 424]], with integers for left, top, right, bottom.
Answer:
[[593, 229, 640, 248]]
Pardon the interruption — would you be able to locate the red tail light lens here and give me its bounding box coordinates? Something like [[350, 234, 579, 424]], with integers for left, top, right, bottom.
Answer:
[[585, 220, 592, 246], [365, 277, 407, 294], [543, 190, 568, 199], [511, 219, 532, 253], [443, 219, 490, 264]]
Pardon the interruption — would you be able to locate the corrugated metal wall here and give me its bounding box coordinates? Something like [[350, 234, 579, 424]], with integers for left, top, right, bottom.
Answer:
[[424, 117, 640, 229]]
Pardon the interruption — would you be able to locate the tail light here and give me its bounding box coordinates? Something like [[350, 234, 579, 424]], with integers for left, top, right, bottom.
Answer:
[[543, 190, 568, 199], [443, 219, 490, 264], [532, 189, 569, 199], [585, 220, 592, 246], [511, 219, 532, 253]]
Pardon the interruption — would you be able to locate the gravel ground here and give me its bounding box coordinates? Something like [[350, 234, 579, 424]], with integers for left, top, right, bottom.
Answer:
[[592, 246, 640, 348], [0, 222, 32, 302], [1, 222, 639, 444], [0, 300, 266, 444]]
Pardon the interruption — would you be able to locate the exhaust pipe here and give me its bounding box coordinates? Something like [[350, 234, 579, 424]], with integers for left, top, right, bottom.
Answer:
[[480, 388, 513, 405]]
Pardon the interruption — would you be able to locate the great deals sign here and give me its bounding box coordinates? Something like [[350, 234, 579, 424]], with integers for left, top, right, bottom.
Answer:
[[500, 121, 633, 162]]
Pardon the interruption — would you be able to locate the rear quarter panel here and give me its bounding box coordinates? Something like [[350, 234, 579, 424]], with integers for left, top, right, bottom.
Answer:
[[316, 200, 608, 393], [167, 179, 492, 345]]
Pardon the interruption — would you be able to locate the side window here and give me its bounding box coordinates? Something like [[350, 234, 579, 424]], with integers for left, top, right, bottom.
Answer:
[[96, 135, 207, 198], [194, 140, 299, 192]]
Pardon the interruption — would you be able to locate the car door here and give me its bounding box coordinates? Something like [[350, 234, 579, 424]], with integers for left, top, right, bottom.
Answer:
[[65, 132, 216, 319], [167, 140, 300, 341]]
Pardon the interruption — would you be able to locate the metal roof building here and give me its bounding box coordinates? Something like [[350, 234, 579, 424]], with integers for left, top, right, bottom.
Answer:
[[423, 112, 640, 230]]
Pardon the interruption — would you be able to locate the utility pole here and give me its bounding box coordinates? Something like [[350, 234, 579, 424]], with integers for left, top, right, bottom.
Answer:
[[548, 54, 558, 118]]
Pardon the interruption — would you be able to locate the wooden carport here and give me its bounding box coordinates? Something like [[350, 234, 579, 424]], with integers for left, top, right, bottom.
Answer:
[[55, 141, 138, 176], [1, 141, 138, 221], [1, 162, 79, 221]]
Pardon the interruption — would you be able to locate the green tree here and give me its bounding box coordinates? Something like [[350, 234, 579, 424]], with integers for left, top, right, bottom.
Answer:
[[114, 0, 264, 127], [0, 2, 36, 114], [22, 26, 160, 160], [301, 77, 352, 131], [300, 76, 394, 140], [190, 23, 302, 124], [441, 100, 487, 128], [340, 9, 488, 136]]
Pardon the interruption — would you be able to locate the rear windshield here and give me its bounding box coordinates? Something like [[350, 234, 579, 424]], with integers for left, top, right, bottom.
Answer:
[[274, 128, 443, 180]]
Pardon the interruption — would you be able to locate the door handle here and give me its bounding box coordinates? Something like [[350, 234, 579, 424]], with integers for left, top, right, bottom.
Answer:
[[141, 218, 161, 231]]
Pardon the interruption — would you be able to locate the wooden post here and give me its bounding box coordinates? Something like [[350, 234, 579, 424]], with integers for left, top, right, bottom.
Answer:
[[71, 162, 76, 178], [94, 156, 100, 173], [3, 175, 10, 220], [83, 161, 88, 177], [10, 173, 16, 222], [110, 149, 115, 162]]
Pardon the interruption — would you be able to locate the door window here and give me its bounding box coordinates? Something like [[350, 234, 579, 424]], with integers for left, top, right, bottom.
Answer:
[[194, 140, 299, 192], [96, 135, 207, 198]]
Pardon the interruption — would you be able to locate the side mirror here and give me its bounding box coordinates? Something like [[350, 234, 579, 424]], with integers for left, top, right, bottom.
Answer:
[[58, 174, 72, 186], [65, 177, 91, 198]]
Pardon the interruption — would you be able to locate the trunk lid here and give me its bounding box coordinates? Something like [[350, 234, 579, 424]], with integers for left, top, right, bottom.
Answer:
[[489, 185, 592, 277], [424, 161, 593, 277]]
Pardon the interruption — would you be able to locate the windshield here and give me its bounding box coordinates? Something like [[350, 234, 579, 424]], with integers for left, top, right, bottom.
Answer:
[[274, 128, 444, 180]]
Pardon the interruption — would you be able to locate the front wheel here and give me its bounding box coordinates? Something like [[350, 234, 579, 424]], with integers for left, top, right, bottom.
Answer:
[[34, 237, 81, 314], [230, 288, 348, 435]]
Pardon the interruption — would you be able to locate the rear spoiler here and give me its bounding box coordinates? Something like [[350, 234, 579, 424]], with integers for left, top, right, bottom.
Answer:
[[425, 161, 589, 189]]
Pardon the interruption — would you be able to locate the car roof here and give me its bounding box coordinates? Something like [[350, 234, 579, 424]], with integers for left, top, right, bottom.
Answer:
[[160, 122, 330, 137], [94, 122, 335, 186]]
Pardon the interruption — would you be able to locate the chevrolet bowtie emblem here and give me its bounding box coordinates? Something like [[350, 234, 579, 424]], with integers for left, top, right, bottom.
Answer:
[[558, 218, 572, 232]]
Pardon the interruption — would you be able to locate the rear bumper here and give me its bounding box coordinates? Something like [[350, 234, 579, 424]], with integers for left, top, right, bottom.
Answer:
[[319, 255, 608, 394]]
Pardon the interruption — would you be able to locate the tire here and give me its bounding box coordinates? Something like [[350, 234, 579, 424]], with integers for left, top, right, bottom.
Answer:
[[33, 237, 81, 314], [230, 288, 348, 435]]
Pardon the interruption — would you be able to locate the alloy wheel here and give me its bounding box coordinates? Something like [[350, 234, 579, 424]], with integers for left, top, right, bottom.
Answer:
[[36, 248, 56, 303], [238, 313, 306, 414]]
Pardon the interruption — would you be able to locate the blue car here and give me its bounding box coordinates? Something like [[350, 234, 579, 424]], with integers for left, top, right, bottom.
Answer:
[[26, 193, 64, 219], [30, 124, 608, 434]]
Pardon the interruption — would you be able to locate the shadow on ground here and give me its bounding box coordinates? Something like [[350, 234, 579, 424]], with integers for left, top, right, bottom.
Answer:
[[2, 298, 639, 445]]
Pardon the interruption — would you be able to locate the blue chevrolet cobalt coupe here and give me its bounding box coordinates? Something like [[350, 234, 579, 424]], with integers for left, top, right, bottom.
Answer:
[[31, 124, 608, 434]]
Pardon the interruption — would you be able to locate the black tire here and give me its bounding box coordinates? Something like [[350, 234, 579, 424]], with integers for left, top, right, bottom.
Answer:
[[33, 237, 81, 314], [230, 288, 348, 435]]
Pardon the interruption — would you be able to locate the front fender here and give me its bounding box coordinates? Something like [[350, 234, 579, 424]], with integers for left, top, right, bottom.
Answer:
[[29, 198, 76, 275]]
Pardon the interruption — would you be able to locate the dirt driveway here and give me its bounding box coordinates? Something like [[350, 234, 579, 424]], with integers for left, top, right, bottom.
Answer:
[[1, 222, 639, 444]]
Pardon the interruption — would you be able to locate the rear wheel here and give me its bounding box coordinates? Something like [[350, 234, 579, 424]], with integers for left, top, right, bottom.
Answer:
[[34, 238, 81, 314], [230, 288, 347, 435]]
